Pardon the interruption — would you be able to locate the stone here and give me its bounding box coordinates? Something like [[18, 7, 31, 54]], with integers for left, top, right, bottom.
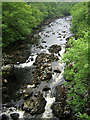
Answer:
[[42, 86, 51, 91], [54, 69, 61, 73], [2, 64, 14, 80], [62, 30, 66, 33], [1, 114, 9, 120], [48, 45, 61, 54], [31, 58, 33, 61], [23, 92, 46, 115], [10, 113, 19, 120], [42, 41, 46, 43], [51, 84, 72, 119], [52, 32, 55, 34], [34, 53, 59, 65], [55, 85, 67, 102]]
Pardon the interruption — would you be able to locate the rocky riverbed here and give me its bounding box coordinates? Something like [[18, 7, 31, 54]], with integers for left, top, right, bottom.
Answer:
[[1, 16, 74, 120]]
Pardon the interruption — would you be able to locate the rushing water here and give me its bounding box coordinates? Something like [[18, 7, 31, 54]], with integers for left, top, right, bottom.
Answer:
[[1, 16, 73, 119]]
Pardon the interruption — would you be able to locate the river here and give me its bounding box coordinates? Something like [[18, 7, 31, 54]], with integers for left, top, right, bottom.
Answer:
[[1, 16, 73, 119]]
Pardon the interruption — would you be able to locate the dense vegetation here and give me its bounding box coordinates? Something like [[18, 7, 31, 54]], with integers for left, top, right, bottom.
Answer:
[[2, 2, 74, 47], [63, 2, 90, 119]]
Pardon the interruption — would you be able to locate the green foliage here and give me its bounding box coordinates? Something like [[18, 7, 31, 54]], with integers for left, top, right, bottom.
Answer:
[[70, 3, 89, 38], [77, 112, 90, 120], [63, 33, 89, 112], [2, 2, 74, 47], [63, 2, 90, 119]]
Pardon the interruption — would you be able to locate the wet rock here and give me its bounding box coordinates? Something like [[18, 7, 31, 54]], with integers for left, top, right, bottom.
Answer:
[[48, 45, 61, 54], [23, 92, 46, 115], [52, 32, 55, 34], [52, 85, 71, 119], [31, 58, 33, 61], [10, 113, 19, 120], [2, 54, 13, 65], [34, 53, 59, 65], [46, 31, 49, 33], [33, 63, 52, 82], [48, 25, 51, 27], [2, 64, 14, 79], [58, 35, 61, 38], [54, 69, 61, 73], [2, 79, 8, 83], [45, 45, 47, 48], [62, 30, 66, 33], [42, 41, 46, 43], [42, 86, 51, 91], [52, 102, 71, 119], [2, 64, 16, 96], [38, 45, 44, 49], [1, 114, 9, 120], [55, 85, 67, 102], [63, 35, 66, 38]]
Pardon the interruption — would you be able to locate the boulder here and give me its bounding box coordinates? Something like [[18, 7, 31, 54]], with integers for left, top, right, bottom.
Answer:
[[32, 63, 52, 82], [2, 64, 14, 79], [48, 45, 61, 54], [42, 41, 46, 43], [51, 102, 71, 119], [1, 114, 9, 120], [42, 86, 51, 91], [55, 85, 67, 102], [23, 92, 46, 115], [51, 85, 71, 119], [54, 69, 61, 73], [10, 113, 19, 120], [34, 53, 59, 65]]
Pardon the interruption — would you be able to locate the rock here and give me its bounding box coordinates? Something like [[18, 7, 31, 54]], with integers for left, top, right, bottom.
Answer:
[[3, 79, 8, 83], [62, 30, 66, 33], [63, 35, 66, 38], [2, 64, 13, 71], [48, 25, 51, 27], [51, 85, 71, 119], [34, 53, 59, 65], [10, 113, 19, 120], [32, 64, 52, 82], [48, 45, 61, 54], [42, 86, 51, 91], [23, 92, 46, 115], [2, 64, 14, 80], [54, 69, 61, 73], [52, 32, 55, 34], [58, 33, 61, 35], [46, 31, 49, 33], [39, 45, 44, 49], [55, 85, 67, 102], [1, 114, 9, 120], [51, 102, 71, 119], [51, 102, 63, 118], [31, 58, 33, 61], [58, 35, 61, 38], [42, 41, 46, 43]]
